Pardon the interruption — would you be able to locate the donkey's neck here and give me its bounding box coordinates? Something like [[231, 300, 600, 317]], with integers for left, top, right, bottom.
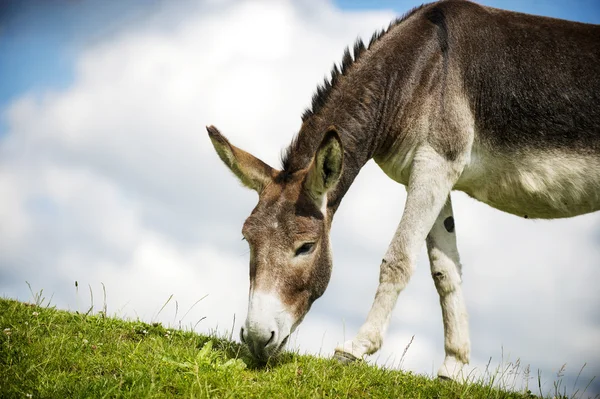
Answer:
[[281, 6, 433, 214], [289, 66, 391, 213]]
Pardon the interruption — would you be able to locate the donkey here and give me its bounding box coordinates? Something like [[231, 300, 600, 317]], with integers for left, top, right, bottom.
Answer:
[[207, 0, 600, 380]]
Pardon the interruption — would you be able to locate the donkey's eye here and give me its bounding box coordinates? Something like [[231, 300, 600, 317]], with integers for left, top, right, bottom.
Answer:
[[295, 242, 315, 257]]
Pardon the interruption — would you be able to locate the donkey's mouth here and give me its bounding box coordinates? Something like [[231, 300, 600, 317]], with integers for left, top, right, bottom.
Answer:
[[248, 334, 290, 363]]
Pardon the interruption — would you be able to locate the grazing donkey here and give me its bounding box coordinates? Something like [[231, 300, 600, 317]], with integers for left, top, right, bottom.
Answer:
[[207, 0, 600, 380]]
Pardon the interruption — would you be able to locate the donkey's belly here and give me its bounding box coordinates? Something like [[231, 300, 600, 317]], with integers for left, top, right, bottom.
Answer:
[[455, 149, 600, 219]]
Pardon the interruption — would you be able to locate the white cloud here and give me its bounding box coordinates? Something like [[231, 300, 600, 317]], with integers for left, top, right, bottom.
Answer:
[[1, 0, 598, 396]]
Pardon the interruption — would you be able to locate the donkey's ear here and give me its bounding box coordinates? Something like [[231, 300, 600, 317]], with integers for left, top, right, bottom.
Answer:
[[207, 125, 275, 193], [304, 127, 343, 206]]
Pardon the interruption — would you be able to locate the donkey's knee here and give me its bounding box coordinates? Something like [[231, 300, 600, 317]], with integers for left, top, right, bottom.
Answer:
[[431, 261, 462, 296], [378, 257, 415, 295]]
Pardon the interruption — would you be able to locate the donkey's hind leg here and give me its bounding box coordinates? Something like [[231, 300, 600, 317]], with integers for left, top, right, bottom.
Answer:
[[426, 195, 470, 380]]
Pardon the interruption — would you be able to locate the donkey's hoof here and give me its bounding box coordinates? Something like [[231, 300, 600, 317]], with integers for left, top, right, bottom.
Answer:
[[333, 350, 359, 364]]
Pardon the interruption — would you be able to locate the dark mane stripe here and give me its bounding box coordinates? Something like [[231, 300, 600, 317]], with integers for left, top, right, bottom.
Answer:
[[282, 4, 428, 173], [300, 4, 428, 124]]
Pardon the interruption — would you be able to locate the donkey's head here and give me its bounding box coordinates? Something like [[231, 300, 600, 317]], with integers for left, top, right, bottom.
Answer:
[[207, 125, 343, 360]]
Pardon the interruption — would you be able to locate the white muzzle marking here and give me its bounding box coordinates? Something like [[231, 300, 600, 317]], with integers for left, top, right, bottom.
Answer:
[[241, 291, 294, 360]]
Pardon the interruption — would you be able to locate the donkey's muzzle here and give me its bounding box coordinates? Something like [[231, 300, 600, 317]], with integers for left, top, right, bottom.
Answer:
[[242, 291, 294, 360]]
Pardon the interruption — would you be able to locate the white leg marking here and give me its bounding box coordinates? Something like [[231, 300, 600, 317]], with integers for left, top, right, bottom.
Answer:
[[336, 146, 465, 360], [426, 196, 470, 380]]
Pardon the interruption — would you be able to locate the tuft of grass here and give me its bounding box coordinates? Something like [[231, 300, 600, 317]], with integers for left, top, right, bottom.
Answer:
[[0, 297, 592, 398]]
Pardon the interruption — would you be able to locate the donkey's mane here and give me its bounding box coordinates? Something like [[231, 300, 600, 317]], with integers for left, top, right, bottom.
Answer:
[[281, 4, 427, 173]]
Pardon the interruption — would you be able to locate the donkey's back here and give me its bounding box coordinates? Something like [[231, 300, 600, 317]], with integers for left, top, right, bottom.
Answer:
[[426, 1, 600, 218]]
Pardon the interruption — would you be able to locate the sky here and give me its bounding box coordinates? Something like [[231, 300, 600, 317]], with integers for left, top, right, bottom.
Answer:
[[1, 0, 599, 396]]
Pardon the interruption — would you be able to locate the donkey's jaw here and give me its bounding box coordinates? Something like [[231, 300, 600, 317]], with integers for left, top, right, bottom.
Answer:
[[242, 291, 294, 360]]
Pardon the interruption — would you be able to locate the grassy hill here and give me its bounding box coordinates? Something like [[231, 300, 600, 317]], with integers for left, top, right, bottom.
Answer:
[[0, 297, 580, 398]]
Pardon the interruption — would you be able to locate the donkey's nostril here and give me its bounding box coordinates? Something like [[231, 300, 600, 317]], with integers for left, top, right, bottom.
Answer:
[[240, 327, 246, 344], [265, 330, 275, 347]]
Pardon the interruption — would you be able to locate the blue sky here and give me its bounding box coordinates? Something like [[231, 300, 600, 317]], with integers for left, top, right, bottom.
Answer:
[[1, 0, 599, 117], [1, 1, 599, 396], [335, 0, 600, 22], [0, 0, 158, 129]]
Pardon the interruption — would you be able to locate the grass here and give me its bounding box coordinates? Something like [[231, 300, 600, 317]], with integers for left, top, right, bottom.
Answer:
[[0, 296, 594, 398]]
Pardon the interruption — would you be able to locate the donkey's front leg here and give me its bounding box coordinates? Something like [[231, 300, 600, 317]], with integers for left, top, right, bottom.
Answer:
[[335, 147, 464, 363], [427, 196, 470, 380]]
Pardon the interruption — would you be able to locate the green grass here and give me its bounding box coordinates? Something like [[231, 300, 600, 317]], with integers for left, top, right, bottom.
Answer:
[[0, 297, 589, 398]]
